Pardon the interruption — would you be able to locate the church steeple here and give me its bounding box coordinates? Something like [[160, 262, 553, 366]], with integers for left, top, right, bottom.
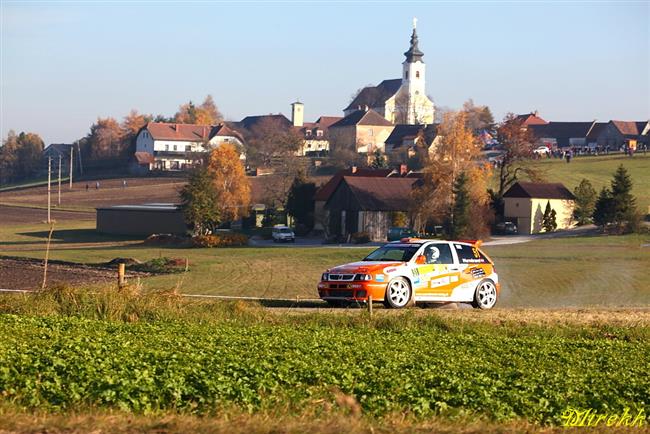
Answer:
[[404, 17, 424, 63]]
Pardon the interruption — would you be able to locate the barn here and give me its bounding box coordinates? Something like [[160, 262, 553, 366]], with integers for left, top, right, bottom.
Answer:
[[96, 203, 187, 236], [325, 176, 418, 241]]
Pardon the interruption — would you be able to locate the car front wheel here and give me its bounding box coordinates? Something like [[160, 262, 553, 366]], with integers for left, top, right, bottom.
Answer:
[[472, 279, 498, 309], [384, 277, 412, 309]]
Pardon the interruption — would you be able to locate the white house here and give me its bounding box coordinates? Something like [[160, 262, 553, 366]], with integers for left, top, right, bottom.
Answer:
[[135, 122, 245, 170]]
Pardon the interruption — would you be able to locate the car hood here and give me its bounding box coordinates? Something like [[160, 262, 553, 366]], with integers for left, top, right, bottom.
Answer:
[[328, 261, 403, 274]]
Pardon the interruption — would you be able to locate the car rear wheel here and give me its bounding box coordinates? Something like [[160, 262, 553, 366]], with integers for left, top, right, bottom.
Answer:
[[472, 279, 497, 309], [384, 277, 412, 309]]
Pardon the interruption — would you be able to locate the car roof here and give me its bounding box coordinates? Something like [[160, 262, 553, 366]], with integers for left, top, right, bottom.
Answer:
[[386, 238, 480, 247]]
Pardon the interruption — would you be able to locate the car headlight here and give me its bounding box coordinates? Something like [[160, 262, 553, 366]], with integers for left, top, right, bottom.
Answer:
[[321, 273, 329, 281], [354, 274, 372, 281]]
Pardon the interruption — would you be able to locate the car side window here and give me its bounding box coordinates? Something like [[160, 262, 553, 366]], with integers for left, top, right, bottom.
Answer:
[[454, 244, 489, 264], [423, 243, 454, 264]]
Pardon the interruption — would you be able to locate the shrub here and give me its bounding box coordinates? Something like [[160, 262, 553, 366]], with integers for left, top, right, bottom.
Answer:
[[351, 232, 371, 244], [192, 233, 249, 248]]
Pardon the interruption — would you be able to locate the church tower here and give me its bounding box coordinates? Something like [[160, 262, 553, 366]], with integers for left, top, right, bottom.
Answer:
[[398, 18, 434, 124]]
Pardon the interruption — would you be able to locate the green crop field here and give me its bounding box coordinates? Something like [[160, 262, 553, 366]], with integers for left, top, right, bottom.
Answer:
[[0, 306, 648, 429]]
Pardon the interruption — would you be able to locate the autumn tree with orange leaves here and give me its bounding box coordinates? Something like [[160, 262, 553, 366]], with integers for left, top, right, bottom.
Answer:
[[411, 110, 492, 237], [175, 95, 223, 125], [180, 144, 250, 235]]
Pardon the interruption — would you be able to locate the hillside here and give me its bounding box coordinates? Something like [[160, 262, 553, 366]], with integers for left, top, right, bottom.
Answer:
[[504, 153, 650, 213]]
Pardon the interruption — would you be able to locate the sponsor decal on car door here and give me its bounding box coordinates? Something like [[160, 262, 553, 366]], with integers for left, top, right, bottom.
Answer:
[[415, 243, 461, 297]]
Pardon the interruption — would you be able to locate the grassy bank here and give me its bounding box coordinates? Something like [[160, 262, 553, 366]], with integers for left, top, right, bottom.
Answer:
[[520, 153, 650, 213]]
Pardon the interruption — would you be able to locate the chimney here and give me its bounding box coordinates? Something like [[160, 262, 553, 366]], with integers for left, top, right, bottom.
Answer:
[[173, 124, 178, 132], [351, 165, 358, 174], [400, 164, 408, 176], [364, 105, 369, 112]]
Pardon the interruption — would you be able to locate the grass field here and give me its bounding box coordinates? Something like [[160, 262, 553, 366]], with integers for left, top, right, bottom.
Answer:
[[1, 219, 649, 307], [519, 153, 650, 213]]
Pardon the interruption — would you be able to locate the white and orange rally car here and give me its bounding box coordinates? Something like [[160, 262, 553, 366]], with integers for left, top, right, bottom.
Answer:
[[318, 238, 500, 309]]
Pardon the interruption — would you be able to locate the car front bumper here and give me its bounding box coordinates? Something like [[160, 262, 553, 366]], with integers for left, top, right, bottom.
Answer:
[[317, 281, 387, 301]]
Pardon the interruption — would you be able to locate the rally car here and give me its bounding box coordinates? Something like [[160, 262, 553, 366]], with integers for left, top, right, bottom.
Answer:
[[317, 238, 499, 309]]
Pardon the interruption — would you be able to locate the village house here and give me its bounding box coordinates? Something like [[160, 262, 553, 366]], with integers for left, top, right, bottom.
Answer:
[[515, 111, 548, 127], [135, 122, 245, 170], [328, 109, 395, 155], [592, 120, 650, 150], [503, 182, 576, 234], [529, 121, 597, 148], [344, 19, 435, 125], [288, 102, 342, 156], [384, 124, 439, 163], [42, 143, 82, 173]]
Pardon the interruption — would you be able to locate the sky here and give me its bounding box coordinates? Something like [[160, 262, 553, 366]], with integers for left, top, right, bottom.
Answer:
[[1, 1, 649, 144]]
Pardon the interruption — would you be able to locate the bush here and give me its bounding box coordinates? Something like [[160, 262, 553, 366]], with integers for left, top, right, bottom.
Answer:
[[192, 233, 249, 248], [351, 232, 371, 244]]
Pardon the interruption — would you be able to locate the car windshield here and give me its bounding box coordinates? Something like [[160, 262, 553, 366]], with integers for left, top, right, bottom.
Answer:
[[279, 228, 292, 233], [363, 245, 420, 262]]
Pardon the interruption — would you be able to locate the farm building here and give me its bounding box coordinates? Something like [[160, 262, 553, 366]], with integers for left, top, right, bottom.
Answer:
[[96, 203, 187, 236], [503, 182, 576, 234], [324, 176, 419, 241]]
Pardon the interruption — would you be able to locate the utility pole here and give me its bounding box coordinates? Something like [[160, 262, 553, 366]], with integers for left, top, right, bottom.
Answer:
[[69, 146, 74, 189], [47, 156, 52, 223], [57, 154, 62, 206]]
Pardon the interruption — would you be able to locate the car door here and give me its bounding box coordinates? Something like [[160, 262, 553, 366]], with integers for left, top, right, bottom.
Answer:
[[452, 243, 492, 296], [413, 242, 461, 298]]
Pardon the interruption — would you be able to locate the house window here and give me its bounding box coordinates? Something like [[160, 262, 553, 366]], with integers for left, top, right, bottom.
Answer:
[[416, 71, 420, 78], [405, 71, 408, 79], [316, 130, 323, 137], [186, 145, 191, 152], [368, 129, 374, 136], [173, 144, 177, 151], [165, 144, 169, 151], [224, 138, 229, 142], [305, 130, 312, 137]]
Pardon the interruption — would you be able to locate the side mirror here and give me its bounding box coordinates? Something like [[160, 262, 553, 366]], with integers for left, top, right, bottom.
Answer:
[[415, 255, 426, 265]]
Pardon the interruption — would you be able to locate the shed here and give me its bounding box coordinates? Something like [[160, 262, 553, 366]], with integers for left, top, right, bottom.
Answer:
[[96, 203, 187, 236], [325, 176, 418, 241]]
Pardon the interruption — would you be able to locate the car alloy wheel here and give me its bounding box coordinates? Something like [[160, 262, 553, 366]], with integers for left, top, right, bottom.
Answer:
[[384, 277, 411, 309], [473, 279, 497, 309]]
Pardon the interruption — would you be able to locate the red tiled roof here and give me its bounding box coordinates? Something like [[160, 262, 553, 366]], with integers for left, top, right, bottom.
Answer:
[[316, 116, 344, 128], [146, 122, 244, 143], [515, 113, 548, 126], [134, 151, 155, 165], [611, 120, 648, 136], [314, 168, 394, 202], [503, 182, 575, 200]]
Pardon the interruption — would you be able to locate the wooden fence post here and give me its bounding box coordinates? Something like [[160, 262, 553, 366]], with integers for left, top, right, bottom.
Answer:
[[367, 295, 373, 317], [118, 263, 125, 288]]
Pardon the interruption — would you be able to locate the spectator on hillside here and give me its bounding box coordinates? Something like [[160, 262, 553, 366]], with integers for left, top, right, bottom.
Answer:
[[85, 183, 89, 191], [95, 181, 100, 190], [122, 180, 127, 188]]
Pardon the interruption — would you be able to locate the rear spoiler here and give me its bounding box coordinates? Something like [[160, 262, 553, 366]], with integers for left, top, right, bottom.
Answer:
[[455, 239, 483, 248]]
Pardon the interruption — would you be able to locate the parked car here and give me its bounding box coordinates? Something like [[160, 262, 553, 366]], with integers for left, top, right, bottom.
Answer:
[[317, 238, 500, 309], [387, 227, 419, 241], [494, 221, 518, 235], [272, 225, 295, 243], [533, 146, 550, 156]]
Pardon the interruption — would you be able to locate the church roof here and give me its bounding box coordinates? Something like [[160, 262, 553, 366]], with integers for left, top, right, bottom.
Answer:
[[344, 79, 402, 112], [330, 109, 394, 128]]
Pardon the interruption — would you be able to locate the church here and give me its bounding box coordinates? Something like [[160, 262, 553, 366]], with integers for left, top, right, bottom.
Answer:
[[344, 19, 435, 125]]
